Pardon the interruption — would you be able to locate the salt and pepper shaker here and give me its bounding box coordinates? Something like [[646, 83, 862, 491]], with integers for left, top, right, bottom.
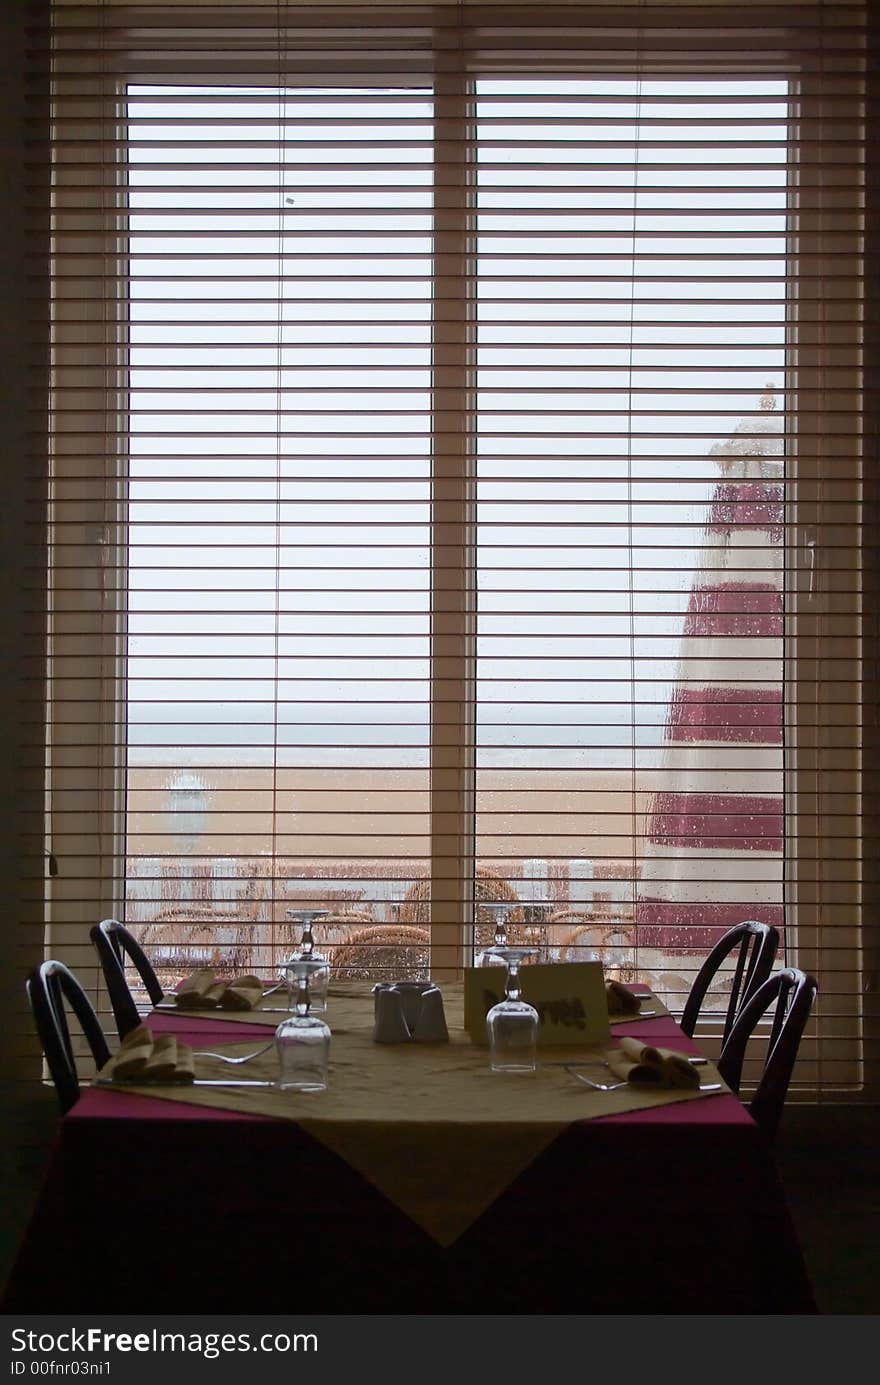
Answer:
[[411, 986, 449, 1043], [390, 981, 432, 1031], [372, 981, 449, 1044], [373, 986, 413, 1043]]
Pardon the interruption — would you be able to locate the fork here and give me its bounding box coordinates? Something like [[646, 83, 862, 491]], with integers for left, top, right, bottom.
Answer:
[[564, 1067, 630, 1091], [193, 1039, 275, 1065]]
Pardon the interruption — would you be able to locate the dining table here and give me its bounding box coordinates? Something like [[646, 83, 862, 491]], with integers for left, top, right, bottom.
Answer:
[[2, 980, 817, 1314]]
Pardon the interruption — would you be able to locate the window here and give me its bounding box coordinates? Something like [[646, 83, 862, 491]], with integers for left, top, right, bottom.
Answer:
[[35, 2, 867, 1098]]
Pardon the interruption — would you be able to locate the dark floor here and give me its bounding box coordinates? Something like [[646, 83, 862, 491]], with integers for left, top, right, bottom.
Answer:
[[771, 1106, 880, 1315], [2, 1084, 878, 1316]]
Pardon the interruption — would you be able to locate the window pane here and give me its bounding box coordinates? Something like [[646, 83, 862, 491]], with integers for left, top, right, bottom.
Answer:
[[124, 86, 433, 987], [475, 79, 786, 1011]]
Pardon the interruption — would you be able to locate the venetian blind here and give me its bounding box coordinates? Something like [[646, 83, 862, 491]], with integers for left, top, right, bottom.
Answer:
[[25, 2, 870, 1100]]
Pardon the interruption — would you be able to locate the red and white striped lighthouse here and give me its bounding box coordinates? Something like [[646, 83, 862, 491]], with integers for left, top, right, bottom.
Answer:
[[636, 391, 784, 961]]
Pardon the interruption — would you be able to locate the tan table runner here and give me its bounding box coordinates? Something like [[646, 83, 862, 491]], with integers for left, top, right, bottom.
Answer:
[[97, 1000, 725, 1247], [157, 979, 670, 1029], [155, 980, 376, 1027]]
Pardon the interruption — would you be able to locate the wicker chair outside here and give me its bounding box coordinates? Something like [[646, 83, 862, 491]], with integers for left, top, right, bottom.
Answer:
[[398, 866, 539, 953], [329, 925, 431, 982], [135, 906, 255, 986], [557, 919, 637, 984], [278, 907, 375, 958]]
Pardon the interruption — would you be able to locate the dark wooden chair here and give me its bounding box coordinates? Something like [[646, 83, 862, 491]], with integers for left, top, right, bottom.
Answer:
[[680, 920, 779, 1044], [90, 917, 164, 1039], [26, 960, 112, 1114], [717, 966, 819, 1141]]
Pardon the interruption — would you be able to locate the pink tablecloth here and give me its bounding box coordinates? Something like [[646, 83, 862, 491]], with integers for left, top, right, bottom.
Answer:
[[2, 1006, 817, 1314]]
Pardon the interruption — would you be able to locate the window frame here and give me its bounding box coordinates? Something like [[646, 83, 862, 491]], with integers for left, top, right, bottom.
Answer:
[[40, 2, 867, 1096]]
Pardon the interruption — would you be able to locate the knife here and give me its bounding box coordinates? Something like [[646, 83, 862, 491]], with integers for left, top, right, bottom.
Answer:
[[95, 1076, 276, 1089], [189, 1079, 276, 1087], [154, 1000, 295, 1015]]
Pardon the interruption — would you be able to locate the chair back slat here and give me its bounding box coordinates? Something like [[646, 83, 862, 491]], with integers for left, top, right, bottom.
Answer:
[[90, 918, 164, 1039], [26, 960, 111, 1114], [718, 967, 819, 1141], [680, 920, 779, 1044]]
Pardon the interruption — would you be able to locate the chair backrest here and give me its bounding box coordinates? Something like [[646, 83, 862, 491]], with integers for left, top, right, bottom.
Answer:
[[680, 920, 779, 1044], [717, 966, 819, 1141], [330, 925, 431, 982], [90, 917, 164, 1039], [26, 960, 112, 1114]]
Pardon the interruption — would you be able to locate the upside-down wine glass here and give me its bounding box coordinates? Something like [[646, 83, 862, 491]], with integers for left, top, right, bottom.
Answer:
[[484, 941, 539, 1073], [284, 908, 330, 1013], [479, 900, 512, 966], [274, 957, 331, 1091]]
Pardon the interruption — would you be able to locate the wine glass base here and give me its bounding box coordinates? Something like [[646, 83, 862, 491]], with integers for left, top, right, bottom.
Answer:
[[274, 1009, 331, 1091], [486, 997, 539, 1073]]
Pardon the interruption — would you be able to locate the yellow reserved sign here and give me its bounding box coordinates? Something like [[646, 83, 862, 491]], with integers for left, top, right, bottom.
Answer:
[[463, 961, 611, 1047]]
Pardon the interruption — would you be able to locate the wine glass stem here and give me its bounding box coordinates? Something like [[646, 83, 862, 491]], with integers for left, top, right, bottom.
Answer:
[[296, 978, 310, 1018], [492, 903, 508, 949], [506, 959, 522, 1003]]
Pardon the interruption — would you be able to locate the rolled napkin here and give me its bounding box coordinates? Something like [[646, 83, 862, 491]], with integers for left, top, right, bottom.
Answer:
[[606, 1035, 701, 1090], [175, 969, 221, 1008], [605, 979, 642, 1016], [172, 1042, 195, 1082], [108, 1027, 195, 1084], [121, 1022, 152, 1049], [140, 1034, 180, 1081], [175, 971, 264, 1010], [142, 1038, 194, 1083], [113, 1029, 153, 1079], [218, 975, 263, 1011]]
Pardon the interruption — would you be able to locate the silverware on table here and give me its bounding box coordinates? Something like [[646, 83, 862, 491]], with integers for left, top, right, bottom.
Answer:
[[95, 1076, 275, 1089], [187, 1079, 276, 1087], [543, 1054, 708, 1069], [193, 1040, 275, 1064], [155, 999, 292, 1014], [564, 1066, 721, 1093]]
